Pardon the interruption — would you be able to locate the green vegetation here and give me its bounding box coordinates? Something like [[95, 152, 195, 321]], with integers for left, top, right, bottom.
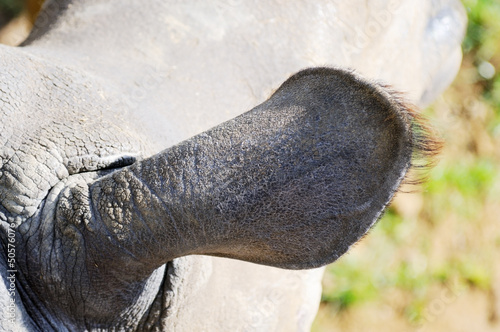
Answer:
[[0, 0, 24, 21], [426, 159, 498, 219], [462, 0, 500, 134], [321, 261, 382, 310]]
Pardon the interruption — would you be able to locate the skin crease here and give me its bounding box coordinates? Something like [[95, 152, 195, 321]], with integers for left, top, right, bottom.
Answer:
[[0, 1, 465, 331]]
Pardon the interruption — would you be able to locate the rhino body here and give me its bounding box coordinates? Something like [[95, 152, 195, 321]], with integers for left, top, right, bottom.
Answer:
[[0, 1, 465, 331]]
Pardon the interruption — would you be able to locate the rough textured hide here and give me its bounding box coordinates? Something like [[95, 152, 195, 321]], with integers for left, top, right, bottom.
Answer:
[[0, 1, 464, 331]]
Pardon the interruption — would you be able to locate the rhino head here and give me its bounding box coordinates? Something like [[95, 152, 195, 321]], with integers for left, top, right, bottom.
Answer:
[[0, 0, 464, 331]]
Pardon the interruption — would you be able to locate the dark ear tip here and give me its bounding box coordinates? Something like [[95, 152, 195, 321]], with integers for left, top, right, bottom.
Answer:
[[280, 66, 443, 185], [275, 67, 357, 94], [263, 67, 442, 268]]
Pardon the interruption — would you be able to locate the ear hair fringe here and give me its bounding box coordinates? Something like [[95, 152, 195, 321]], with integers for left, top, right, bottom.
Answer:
[[354, 82, 443, 242], [379, 84, 443, 190]]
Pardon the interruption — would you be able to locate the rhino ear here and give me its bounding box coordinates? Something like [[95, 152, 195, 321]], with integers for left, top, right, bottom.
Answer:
[[188, 67, 441, 268], [83, 67, 440, 273]]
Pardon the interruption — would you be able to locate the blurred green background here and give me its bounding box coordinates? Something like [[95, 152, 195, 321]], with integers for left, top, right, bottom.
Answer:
[[1, 0, 498, 331]]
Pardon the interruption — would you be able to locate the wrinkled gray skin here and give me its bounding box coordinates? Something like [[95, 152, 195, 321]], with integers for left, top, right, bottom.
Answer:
[[0, 0, 465, 331]]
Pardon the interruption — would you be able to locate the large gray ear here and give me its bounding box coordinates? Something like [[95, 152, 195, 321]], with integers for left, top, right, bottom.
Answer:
[[185, 67, 440, 268], [81, 67, 440, 272]]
